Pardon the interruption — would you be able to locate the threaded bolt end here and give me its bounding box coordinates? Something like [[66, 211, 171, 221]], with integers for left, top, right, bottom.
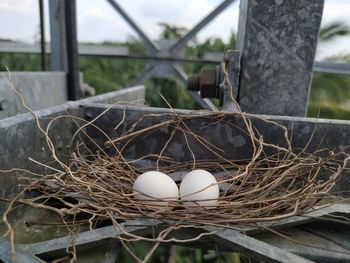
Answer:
[[187, 74, 200, 91]]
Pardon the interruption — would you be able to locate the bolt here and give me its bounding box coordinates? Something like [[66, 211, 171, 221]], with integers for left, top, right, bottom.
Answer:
[[187, 68, 219, 98], [187, 74, 200, 91], [200, 69, 217, 98]]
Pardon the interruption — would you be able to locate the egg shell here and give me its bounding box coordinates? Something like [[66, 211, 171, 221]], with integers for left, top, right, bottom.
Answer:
[[180, 169, 219, 207], [133, 171, 179, 207]]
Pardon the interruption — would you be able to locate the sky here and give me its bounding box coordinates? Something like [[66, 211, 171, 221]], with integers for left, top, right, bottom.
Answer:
[[0, 0, 349, 60]]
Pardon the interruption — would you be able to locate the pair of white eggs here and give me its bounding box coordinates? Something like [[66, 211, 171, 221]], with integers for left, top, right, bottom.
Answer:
[[133, 169, 219, 208]]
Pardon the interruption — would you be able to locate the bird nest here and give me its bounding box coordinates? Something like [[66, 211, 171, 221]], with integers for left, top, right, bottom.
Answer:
[[1, 68, 349, 262], [2, 101, 349, 263], [13, 109, 347, 226]]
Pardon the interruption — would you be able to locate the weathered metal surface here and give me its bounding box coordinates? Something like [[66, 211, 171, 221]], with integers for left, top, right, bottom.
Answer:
[[0, 71, 144, 119], [0, 86, 144, 242], [0, 72, 67, 119], [206, 228, 315, 263], [21, 220, 312, 263], [64, 0, 80, 100], [83, 104, 350, 195], [254, 220, 350, 263], [221, 50, 240, 111], [0, 86, 144, 189], [83, 104, 350, 159], [17, 204, 350, 262], [0, 239, 44, 263], [314, 61, 350, 75], [244, 203, 350, 235], [237, 0, 325, 116], [21, 219, 152, 257], [0, 104, 83, 242], [0, 41, 129, 57], [38, 0, 46, 71], [49, 0, 67, 71]]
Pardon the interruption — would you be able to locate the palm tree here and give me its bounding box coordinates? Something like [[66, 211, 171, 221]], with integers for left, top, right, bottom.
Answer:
[[308, 22, 350, 119]]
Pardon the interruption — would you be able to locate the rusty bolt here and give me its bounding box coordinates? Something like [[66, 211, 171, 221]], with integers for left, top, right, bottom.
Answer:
[[187, 68, 218, 98], [187, 74, 200, 92]]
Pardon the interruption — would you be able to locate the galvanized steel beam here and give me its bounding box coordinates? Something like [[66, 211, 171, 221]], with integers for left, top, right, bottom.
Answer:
[[38, 0, 46, 71], [64, 0, 80, 100], [237, 0, 325, 116], [49, 0, 67, 71], [314, 61, 350, 75]]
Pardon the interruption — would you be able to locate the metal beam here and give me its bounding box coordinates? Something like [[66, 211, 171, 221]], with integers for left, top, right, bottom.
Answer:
[[38, 0, 46, 71], [64, 0, 80, 100], [106, 0, 159, 54], [48, 0, 67, 71], [2, 41, 350, 76], [0, 41, 128, 56], [21, 220, 152, 256], [169, 0, 236, 53], [314, 61, 350, 75], [83, 104, 350, 170], [237, 0, 325, 117], [204, 227, 314, 263], [128, 65, 155, 87], [0, 239, 44, 263]]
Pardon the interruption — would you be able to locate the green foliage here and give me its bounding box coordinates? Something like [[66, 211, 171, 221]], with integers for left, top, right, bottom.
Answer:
[[80, 40, 146, 94], [0, 53, 42, 71], [80, 55, 144, 94], [145, 78, 200, 109], [308, 101, 350, 120], [307, 21, 350, 120], [309, 73, 350, 103], [319, 21, 350, 41], [158, 22, 188, 40], [307, 72, 350, 120]]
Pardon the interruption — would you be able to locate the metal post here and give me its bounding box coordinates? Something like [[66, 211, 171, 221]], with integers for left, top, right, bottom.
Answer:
[[237, 0, 325, 117], [38, 0, 46, 71], [49, 0, 67, 71], [64, 0, 80, 100]]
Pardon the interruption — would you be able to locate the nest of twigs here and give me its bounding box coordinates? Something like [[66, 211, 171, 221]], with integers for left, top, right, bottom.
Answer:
[[2, 66, 349, 263], [19, 108, 347, 227]]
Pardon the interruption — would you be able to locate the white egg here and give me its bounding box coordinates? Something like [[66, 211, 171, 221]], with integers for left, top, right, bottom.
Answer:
[[133, 171, 179, 207], [180, 169, 219, 207]]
